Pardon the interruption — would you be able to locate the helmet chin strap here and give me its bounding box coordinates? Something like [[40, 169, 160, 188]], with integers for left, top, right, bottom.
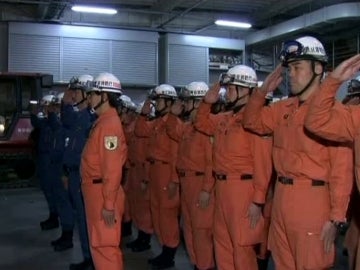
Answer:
[[72, 91, 88, 110], [90, 92, 107, 114], [294, 61, 321, 98], [154, 99, 173, 118], [181, 100, 196, 121], [225, 86, 249, 112]]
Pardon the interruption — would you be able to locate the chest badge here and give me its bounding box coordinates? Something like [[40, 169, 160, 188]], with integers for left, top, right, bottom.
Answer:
[[104, 136, 118, 150]]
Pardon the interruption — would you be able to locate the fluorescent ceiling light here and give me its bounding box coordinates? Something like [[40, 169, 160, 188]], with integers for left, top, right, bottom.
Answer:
[[71, 5, 117, 15], [215, 20, 251, 29]]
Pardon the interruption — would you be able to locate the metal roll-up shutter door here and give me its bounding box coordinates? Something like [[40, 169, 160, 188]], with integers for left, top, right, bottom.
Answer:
[[112, 41, 158, 86], [168, 44, 208, 86], [63, 37, 110, 81], [9, 34, 60, 80]]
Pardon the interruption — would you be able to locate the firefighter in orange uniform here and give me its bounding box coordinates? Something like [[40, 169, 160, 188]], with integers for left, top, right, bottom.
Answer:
[[166, 81, 215, 270], [125, 101, 153, 252], [305, 55, 360, 270], [340, 77, 360, 270], [255, 91, 276, 270], [117, 95, 137, 237], [81, 72, 127, 270], [194, 65, 273, 270], [243, 36, 354, 270], [135, 84, 179, 270]]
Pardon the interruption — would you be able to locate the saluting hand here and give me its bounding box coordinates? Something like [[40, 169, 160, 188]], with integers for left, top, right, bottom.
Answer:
[[329, 54, 360, 82], [320, 221, 337, 253], [247, 202, 262, 229], [102, 208, 116, 227], [203, 82, 221, 104], [63, 89, 73, 105], [171, 100, 184, 116], [259, 64, 284, 94], [141, 99, 152, 115]]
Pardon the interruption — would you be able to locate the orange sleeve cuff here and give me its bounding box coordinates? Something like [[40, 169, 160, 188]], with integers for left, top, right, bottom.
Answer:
[[253, 189, 266, 205]]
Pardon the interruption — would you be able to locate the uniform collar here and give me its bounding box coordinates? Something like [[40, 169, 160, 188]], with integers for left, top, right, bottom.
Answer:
[[95, 107, 118, 123]]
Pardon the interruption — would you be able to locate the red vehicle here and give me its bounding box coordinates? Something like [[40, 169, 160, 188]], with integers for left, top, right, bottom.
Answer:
[[0, 72, 53, 180]]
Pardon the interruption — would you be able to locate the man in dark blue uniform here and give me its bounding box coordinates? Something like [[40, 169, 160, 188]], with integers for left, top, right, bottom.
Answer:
[[62, 75, 96, 270], [48, 93, 75, 252], [31, 95, 59, 231]]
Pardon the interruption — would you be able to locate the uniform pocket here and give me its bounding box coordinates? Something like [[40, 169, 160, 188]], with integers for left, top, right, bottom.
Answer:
[[303, 232, 335, 269], [91, 220, 120, 247], [238, 215, 265, 246]]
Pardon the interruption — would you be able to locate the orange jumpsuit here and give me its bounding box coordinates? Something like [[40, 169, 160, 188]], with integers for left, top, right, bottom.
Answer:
[[194, 102, 272, 270], [256, 144, 275, 262], [305, 76, 360, 269], [81, 108, 127, 270], [243, 89, 353, 270], [127, 116, 153, 234], [122, 120, 136, 225], [166, 113, 215, 270], [135, 113, 180, 248]]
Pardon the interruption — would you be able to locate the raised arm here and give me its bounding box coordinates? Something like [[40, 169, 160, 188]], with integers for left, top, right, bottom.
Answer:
[[305, 54, 360, 142], [243, 65, 283, 135], [166, 112, 185, 142], [134, 100, 155, 137], [243, 90, 276, 135], [194, 83, 222, 136]]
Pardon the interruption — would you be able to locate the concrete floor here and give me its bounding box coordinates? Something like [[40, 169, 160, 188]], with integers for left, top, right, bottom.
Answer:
[[0, 188, 350, 270]]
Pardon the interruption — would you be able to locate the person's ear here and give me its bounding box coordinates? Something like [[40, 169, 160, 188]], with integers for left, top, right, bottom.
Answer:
[[314, 62, 324, 75]]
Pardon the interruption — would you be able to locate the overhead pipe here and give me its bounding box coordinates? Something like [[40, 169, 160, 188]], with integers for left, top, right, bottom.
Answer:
[[156, 0, 208, 29], [246, 2, 360, 45]]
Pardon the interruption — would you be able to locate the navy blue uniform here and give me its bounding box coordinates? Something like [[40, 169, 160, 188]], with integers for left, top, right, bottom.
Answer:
[[31, 113, 57, 216], [62, 104, 95, 261], [48, 111, 74, 232]]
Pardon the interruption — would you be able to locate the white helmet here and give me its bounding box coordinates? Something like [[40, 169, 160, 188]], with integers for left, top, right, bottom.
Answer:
[[279, 36, 328, 66], [135, 101, 144, 114], [347, 75, 360, 96], [69, 74, 94, 90], [37, 111, 46, 118], [220, 65, 258, 88], [218, 87, 226, 103], [54, 92, 64, 104], [179, 81, 209, 99], [41, 94, 55, 106], [119, 95, 136, 110], [148, 84, 177, 100], [90, 72, 122, 94]]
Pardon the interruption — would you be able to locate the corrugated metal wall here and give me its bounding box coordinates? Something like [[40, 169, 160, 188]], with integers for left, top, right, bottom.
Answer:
[[8, 22, 159, 86], [9, 34, 60, 77], [168, 44, 208, 86]]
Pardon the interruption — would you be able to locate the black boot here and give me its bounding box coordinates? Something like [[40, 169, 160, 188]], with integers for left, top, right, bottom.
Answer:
[[151, 245, 176, 269], [257, 258, 269, 270], [53, 230, 73, 251], [125, 231, 141, 249], [122, 220, 132, 237], [40, 212, 59, 231], [69, 258, 94, 270], [131, 230, 151, 252]]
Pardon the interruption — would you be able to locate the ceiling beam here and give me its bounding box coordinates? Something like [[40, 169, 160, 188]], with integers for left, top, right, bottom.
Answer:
[[156, 0, 208, 29], [253, 0, 314, 24]]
